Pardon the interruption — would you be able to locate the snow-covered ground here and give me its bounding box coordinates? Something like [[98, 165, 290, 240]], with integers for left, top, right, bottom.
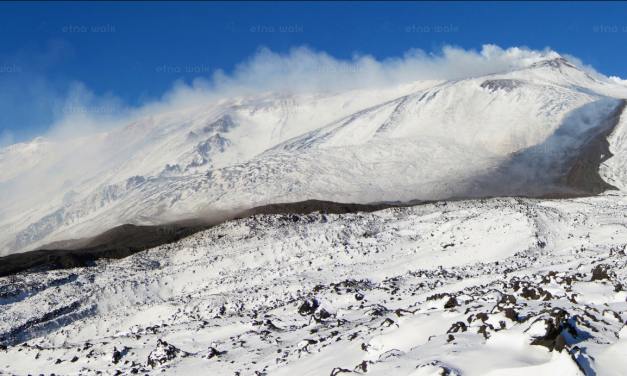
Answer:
[[2, 194, 627, 375]]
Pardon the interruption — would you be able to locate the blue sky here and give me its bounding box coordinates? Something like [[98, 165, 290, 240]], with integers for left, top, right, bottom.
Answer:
[[1, 1, 627, 144]]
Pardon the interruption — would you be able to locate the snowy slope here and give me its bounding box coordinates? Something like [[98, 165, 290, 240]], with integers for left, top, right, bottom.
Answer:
[[3, 57, 627, 254], [2, 196, 627, 375]]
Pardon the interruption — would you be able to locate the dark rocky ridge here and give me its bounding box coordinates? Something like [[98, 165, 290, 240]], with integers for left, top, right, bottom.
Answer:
[[0, 200, 401, 278], [564, 100, 626, 193]]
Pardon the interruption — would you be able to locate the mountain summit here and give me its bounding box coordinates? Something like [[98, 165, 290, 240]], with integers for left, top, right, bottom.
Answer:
[[2, 58, 627, 254]]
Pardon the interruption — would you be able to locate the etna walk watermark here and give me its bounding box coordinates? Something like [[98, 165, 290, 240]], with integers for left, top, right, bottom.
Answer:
[[312, 66, 365, 74], [156, 65, 211, 74], [156, 146, 195, 154], [62, 24, 116, 33], [0, 145, 28, 154], [593, 25, 627, 33], [158, 227, 207, 235], [63, 105, 116, 114], [0, 65, 21, 73], [478, 142, 557, 155], [0, 228, 18, 236], [250, 24, 304, 33], [405, 24, 459, 33]]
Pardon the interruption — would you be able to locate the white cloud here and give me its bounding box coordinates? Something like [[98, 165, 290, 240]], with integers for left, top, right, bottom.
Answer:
[[9, 44, 625, 146], [561, 53, 623, 84]]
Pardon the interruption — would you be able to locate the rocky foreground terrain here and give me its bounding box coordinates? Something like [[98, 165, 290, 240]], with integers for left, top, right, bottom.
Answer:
[[2, 195, 627, 375]]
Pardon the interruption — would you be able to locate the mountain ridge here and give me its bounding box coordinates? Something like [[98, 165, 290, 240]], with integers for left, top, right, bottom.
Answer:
[[2, 57, 627, 255]]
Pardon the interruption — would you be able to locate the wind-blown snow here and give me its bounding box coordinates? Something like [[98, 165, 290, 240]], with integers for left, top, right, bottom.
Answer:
[[3, 56, 627, 255]]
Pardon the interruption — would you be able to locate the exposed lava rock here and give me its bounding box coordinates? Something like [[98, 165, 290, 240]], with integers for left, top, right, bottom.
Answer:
[[502, 308, 519, 322], [147, 339, 181, 368], [204, 347, 220, 359], [480, 79, 524, 93], [298, 298, 319, 316], [447, 322, 468, 333], [112, 347, 122, 364], [317, 309, 331, 320], [444, 297, 458, 309], [529, 309, 575, 352], [590, 264, 612, 281]]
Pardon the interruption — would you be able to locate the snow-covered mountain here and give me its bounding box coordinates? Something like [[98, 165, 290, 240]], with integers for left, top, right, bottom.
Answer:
[[2, 56, 627, 255], [4, 55, 627, 376]]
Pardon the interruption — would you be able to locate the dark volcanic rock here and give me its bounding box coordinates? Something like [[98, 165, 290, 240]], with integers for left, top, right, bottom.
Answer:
[[444, 297, 458, 309], [298, 298, 319, 316], [480, 79, 524, 93], [147, 339, 180, 368], [204, 347, 220, 359], [590, 264, 612, 281], [0, 200, 403, 278], [530, 309, 574, 352]]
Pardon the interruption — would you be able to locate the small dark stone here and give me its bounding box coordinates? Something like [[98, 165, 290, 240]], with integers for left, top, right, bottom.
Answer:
[[591, 264, 611, 281], [330, 367, 352, 376], [447, 321, 468, 333], [503, 308, 519, 322], [521, 287, 540, 300], [476, 313, 489, 322], [500, 294, 517, 305], [298, 298, 319, 316], [444, 297, 458, 309], [357, 360, 370, 372], [205, 347, 220, 359], [112, 347, 122, 364], [478, 325, 490, 340], [554, 334, 567, 352], [318, 308, 331, 319]]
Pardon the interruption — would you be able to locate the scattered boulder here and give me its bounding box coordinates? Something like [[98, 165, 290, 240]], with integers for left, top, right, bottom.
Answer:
[[447, 322, 468, 333], [502, 308, 519, 322], [444, 297, 458, 309], [521, 287, 540, 300], [204, 347, 220, 359], [112, 347, 122, 364], [147, 339, 181, 368], [299, 298, 319, 316], [591, 264, 612, 281], [478, 325, 490, 340], [317, 308, 331, 319], [500, 294, 516, 305], [354, 360, 373, 372], [530, 309, 575, 352]]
